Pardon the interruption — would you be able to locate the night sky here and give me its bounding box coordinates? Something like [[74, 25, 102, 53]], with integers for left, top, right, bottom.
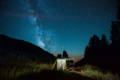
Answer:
[[0, 0, 117, 55]]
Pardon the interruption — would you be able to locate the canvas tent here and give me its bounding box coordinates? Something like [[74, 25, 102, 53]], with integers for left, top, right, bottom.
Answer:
[[57, 58, 67, 70], [56, 58, 74, 70]]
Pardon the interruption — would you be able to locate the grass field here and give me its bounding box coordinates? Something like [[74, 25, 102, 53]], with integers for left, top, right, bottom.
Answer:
[[71, 65, 120, 80], [0, 61, 53, 80], [0, 61, 120, 80]]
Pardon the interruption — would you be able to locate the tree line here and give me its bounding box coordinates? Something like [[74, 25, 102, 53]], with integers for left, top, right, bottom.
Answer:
[[76, 21, 120, 72]]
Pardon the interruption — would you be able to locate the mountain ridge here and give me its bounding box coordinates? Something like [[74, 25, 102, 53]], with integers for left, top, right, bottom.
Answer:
[[0, 34, 56, 63]]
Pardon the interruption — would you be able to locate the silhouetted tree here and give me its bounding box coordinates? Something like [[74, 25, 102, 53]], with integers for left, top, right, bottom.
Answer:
[[101, 35, 109, 46], [83, 34, 110, 67], [117, 0, 120, 20], [84, 34, 109, 57], [57, 54, 62, 58], [100, 34, 109, 56], [111, 22, 120, 43], [110, 21, 120, 56], [84, 35, 100, 57], [63, 50, 69, 58], [84, 46, 90, 57], [76, 1, 120, 71], [108, 2, 120, 70]]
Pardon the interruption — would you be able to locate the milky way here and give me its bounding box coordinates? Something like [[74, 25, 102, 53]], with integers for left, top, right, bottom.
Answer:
[[0, 0, 117, 55], [0, 0, 57, 53], [26, 0, 57, 52]]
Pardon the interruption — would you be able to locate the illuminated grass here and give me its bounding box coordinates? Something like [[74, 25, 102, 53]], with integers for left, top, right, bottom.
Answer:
[[0, 61, 54, 80], [0, 62, 120, 80], [79, 65, 120, 80]]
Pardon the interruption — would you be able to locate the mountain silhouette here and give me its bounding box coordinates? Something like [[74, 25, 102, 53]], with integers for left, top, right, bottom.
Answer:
[[0, 34, 56, 63]]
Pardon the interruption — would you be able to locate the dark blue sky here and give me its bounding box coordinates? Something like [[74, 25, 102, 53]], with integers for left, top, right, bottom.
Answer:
[[0, 0, 117, 55]]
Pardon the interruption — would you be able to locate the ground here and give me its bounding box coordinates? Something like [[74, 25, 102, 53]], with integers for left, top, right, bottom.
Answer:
[[17, 70, 95, 80]]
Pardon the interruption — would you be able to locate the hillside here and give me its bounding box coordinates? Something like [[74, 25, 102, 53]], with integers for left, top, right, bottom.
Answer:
[[0, 34, 56, 63]]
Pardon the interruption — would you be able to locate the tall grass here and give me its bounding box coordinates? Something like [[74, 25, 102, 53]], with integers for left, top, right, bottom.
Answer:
[[1, 61, 120, 80], [0, 61, 53, 80], [79, 65, 120, 80]]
